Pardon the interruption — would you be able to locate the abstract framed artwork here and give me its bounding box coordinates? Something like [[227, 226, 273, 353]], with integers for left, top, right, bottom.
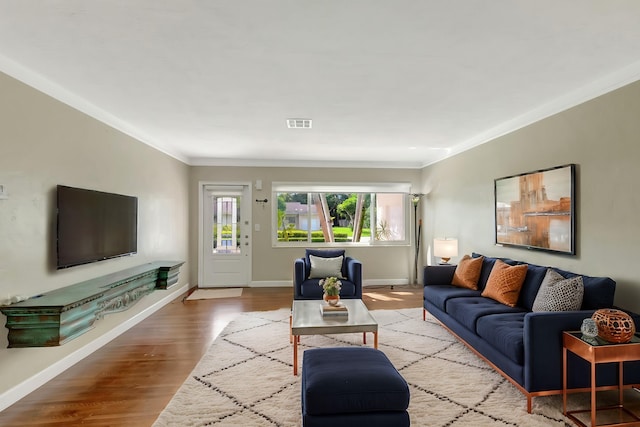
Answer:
[[494, 164, 575, 255]]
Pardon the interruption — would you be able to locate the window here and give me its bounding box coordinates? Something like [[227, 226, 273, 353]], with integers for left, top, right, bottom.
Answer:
[[212, 196, 241, 254], [272, 182, 411, 246]]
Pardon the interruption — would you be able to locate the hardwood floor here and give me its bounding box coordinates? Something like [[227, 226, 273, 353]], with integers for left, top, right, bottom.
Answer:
[[0, 285, 423, 426]]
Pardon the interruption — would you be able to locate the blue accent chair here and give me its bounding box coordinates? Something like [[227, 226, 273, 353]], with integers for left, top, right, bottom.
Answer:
[[294, 249, 362, 300]]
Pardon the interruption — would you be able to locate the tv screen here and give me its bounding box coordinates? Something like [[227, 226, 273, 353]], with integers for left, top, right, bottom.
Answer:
[[57, 185, 138, 269]]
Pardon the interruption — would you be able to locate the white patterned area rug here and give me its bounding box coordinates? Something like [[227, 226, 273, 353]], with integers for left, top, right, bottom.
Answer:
[[153, 308, 572, 426]]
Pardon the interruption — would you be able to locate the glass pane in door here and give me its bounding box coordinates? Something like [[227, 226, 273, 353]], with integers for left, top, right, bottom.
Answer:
[[212, 196, 241, 254]]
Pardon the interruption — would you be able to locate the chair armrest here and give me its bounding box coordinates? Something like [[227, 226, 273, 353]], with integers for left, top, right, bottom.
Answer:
[[294, 258, 306, 299], [345, 257, 362, 299], [423, 265, 456, 286]]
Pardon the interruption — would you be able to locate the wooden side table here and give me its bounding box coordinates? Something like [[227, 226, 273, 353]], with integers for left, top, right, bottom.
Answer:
[[563, 331, 640, 427]]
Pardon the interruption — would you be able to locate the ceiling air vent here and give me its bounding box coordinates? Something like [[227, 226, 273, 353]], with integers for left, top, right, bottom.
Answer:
[[287, 118, 312, 129]]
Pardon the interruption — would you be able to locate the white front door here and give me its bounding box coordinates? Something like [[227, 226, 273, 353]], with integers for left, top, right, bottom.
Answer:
[[201, 184, 251, 287]]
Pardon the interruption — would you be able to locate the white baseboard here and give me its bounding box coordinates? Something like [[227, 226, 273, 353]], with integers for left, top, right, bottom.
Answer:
[[0, 283, 188, 412], [249, 280, 292, 287], [248, 279, 410, 288], [363, 279, 409, 286]]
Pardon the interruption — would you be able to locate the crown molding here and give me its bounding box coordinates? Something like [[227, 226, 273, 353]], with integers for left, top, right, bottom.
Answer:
[[422, 60, 640, 168]]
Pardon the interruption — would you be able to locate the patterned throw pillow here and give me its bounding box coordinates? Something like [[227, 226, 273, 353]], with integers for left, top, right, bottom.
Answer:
[[481, 260, 528, 307], [532, 268, 584, 312], [451, 255, 484, 290], [309, 255, 344, 279]]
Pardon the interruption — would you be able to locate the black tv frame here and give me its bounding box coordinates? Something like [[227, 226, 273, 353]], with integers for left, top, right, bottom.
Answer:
[[56, 185, 138, 269]]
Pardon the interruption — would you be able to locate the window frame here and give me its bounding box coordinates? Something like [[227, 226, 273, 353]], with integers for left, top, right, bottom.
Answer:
[[271, 182, 412, 248]]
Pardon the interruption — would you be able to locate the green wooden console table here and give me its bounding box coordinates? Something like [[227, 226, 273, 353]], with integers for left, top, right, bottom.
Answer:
[[0, 261, 184, 348]]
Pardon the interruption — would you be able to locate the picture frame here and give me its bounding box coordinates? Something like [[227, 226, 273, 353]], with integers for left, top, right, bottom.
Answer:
[[494, 164, 575, 255]]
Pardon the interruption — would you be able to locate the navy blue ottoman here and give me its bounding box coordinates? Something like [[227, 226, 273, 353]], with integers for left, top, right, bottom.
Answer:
[[301, 347, 410, 427]]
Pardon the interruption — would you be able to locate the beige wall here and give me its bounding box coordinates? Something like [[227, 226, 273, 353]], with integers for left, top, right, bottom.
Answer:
[[0, 71, 190, 337], [190, 166, 422, 286], [420, 80, 640, 312]]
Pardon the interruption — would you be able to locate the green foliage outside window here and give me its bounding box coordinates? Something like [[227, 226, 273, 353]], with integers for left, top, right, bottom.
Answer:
[[275, 191, 402, 245]]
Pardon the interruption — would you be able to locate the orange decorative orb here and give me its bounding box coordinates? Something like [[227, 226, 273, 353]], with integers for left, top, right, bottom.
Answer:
[[591, 309, 636, 343]]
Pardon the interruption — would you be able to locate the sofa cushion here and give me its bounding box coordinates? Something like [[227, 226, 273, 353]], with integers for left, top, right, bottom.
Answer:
[[423, 285, 481, 312], [423, 265, 456, 286], [554, 268, 615, 309], [532, 268, 584, 312], [472, 253, 518, 290], [446, 296, 525, 333], [476, 312, 527, 365], [300, 278, 357, 298], [481, 260, 528, 307], [516, 263, 548, 310], [451, 255, 484, 289], [308, 254, 344, 279]]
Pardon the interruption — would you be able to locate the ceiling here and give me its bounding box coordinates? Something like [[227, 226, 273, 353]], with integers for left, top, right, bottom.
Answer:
[[1, 1, 640, 169]]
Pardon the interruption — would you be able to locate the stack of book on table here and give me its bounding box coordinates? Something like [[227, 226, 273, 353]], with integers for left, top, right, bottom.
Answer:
[[321, 304, 348, 317]]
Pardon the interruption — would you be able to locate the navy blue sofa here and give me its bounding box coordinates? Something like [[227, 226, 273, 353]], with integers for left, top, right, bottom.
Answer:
[[423, 252, 640, 412]]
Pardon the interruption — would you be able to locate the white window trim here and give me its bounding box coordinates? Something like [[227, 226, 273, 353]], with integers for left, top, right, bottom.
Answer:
[[272, 181, 412, 194], [271, 182, 412, 248]]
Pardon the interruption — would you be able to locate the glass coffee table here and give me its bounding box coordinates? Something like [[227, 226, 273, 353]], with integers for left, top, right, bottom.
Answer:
[[291, 299, 378, 375]]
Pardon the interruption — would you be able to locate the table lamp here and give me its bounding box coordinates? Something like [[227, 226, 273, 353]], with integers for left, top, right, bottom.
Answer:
[[433, 238, 458, 264]]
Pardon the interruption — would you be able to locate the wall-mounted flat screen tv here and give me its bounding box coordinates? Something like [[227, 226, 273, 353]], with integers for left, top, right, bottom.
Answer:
[[57, 185, 138, 269]]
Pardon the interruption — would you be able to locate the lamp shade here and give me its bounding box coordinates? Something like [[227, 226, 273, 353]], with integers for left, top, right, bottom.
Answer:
[[433, 238, 458, 263]]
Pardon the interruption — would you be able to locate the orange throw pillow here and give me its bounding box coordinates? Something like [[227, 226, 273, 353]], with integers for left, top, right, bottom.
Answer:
[[451, 255, 484, 290], [481, 260, 528, 307]]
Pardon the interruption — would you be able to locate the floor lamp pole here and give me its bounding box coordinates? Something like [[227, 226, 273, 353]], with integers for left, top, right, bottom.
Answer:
[[412, 198, 421, 285]]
